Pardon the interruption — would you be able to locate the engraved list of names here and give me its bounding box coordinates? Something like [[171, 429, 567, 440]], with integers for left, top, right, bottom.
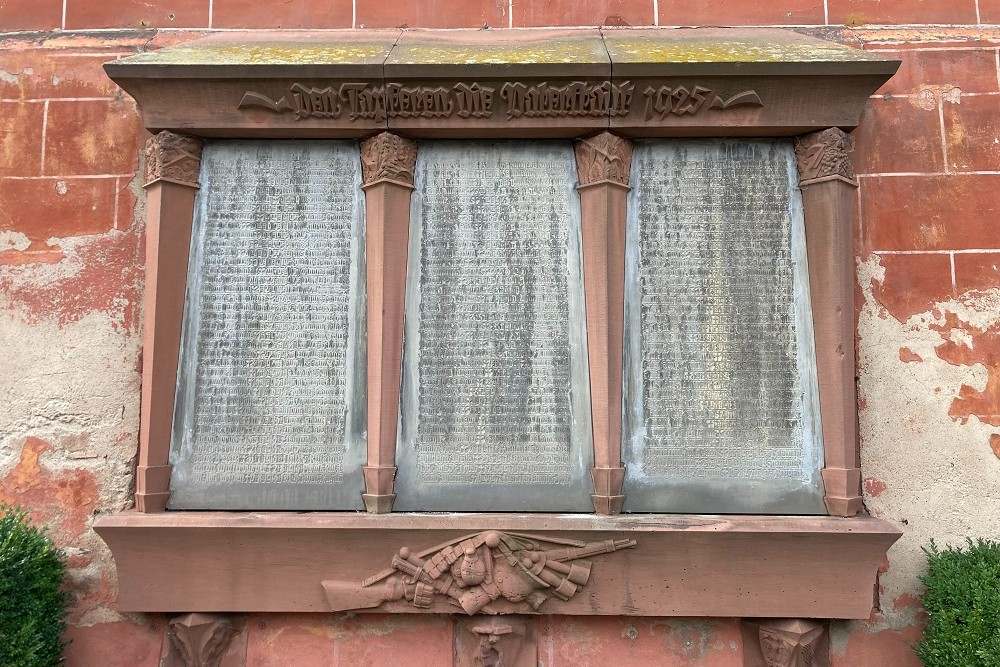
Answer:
[[623, 139, 825, 514], [395, 141, 593, 511], [169, 141, 365, 510]]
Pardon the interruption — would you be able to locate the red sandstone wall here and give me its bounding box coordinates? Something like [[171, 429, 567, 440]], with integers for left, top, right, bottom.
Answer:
[[2, 2, 999, 665]]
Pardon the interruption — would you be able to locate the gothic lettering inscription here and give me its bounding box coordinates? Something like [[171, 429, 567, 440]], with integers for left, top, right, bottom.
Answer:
[[239, 81, 756, 122], [498, 81, 633, 119], [241, 82, 495, 122], [622, 139, 824, 514], [168, 141, 365, 510], [394, 141, 593, 512]]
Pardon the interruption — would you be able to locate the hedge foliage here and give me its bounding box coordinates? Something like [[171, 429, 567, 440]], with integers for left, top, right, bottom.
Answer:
[[916, 538, 1000, 667], [0, 504, 70, 667]]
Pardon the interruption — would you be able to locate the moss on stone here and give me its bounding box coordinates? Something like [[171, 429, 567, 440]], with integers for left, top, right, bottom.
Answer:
[[388, 39, 607, 65], [118, 42, 393, 66], [605, 36, 884, 63], [115, 31, 884, 68]]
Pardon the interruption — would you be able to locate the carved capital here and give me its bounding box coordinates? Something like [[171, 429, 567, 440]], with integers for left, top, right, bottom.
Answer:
[[144, 131, 203, 188], [361, 132, 417, 187], [794, 128, 855, 184], [575, 132, 632, 187], [164, 613, 238, 667], [323, 530, 636, 615]]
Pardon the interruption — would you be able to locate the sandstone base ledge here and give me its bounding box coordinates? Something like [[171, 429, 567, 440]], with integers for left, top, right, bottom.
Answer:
[[95, 512, 899, 618]]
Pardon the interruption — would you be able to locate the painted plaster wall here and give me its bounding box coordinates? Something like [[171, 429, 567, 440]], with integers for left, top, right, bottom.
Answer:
[[1, 2, 998, 665]]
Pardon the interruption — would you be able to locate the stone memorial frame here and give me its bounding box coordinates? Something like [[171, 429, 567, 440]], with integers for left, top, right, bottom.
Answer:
[[96, 28, 903, 624]]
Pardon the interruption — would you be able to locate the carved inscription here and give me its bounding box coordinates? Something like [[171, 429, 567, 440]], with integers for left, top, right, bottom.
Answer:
[[241, 82, 495, 122], [395, 142, 592, 511], [642, 86, 763, 120], [168, 141, 365, 510], [623, 139, 824, 513], [498, 81, 632, 119], [322, 531, 636, 615], [240, 81, 757, 122]]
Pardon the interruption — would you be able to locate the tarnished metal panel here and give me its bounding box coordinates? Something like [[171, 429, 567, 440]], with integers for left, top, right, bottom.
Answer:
[[169, 140, 366, 510], [623, 138, 825, 514], [395, 140, 594, 511]]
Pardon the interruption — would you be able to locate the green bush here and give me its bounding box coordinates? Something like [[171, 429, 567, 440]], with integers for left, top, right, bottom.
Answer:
[[0, 504, 70, 667], [916, 538, 1000, 667]]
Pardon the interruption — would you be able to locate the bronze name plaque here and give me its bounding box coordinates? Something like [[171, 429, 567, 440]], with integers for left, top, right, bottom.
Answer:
[[169, 141, 366, 510], [622, 138, 825, 514], [395, 141, 593, 511]]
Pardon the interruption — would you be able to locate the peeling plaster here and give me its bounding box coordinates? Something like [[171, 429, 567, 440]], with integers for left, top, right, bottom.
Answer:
[[0, 308, 142, 627], [832, 258, 1000, 658]]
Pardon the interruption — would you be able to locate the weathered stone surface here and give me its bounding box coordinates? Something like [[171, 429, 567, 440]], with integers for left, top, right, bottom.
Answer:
[[168, 141, 365, 510], [395, 141, 593, 511], [622, 138, 825, 513]]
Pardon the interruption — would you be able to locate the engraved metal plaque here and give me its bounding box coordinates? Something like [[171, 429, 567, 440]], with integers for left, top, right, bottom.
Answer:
[[623, 139, 825, 514], [395, 141, 594, 511], [169, 140, 366, 510]]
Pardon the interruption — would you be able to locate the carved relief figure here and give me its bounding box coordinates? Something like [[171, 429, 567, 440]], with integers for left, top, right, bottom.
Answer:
[[323, 531, 636, 615]]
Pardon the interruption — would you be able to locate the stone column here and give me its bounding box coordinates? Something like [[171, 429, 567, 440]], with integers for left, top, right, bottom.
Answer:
[[361, 132, 418, 513], [136, 131, 203, 512], [574, 132, 632, 514], [794, 128, 862, 517]]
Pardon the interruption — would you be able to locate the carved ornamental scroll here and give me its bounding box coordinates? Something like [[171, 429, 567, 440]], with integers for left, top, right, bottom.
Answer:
[[323, 531, 636, 614]]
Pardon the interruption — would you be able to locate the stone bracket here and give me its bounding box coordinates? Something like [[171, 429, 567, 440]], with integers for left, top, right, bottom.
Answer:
[[161, 612, 247, 667], [455, 616, 537, 667], [741, 618, 830, 667]]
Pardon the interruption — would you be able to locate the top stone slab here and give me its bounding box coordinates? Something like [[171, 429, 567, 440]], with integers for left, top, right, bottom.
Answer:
[[111, 28, 886, 72], [105, 28, 899, 138]]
